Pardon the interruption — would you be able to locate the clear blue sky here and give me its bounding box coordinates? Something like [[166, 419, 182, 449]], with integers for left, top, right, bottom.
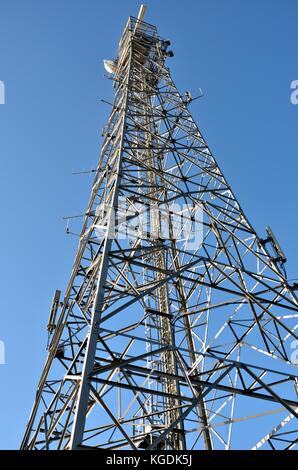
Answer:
[[0, 0, 297, 449]]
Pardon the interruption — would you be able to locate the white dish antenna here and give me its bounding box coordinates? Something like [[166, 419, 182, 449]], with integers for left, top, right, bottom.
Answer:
[[103, 59, 117, 74]]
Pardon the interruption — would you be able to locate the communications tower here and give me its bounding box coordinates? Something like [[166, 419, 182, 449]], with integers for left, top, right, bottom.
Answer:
[[21, 5, 298, 450]]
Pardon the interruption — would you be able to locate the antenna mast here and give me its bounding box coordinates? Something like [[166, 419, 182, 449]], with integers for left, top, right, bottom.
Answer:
[[21, 5, 298, 450]]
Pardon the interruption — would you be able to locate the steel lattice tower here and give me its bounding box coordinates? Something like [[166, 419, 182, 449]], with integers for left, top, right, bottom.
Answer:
[[22, 6, 298, 450]]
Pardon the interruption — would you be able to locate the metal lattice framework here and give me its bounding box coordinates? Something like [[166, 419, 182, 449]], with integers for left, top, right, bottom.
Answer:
[[21, 8, 298, 450]]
